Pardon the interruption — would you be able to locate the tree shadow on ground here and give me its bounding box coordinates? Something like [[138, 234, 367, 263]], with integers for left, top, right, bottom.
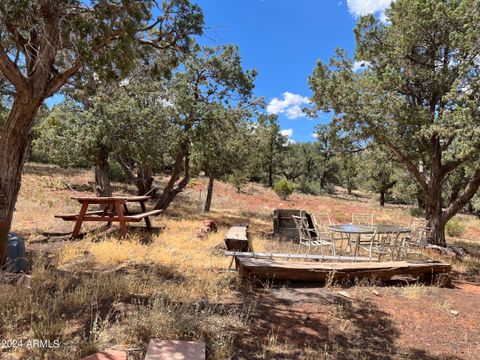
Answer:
[[235, 283, 464, 360]]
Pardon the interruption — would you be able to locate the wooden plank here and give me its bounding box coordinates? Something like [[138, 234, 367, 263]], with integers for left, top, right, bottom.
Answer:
[[144, 339, 205, 360], [114, 200, 127, 236], [57, 212, 162, 223], [127, 209, 163, 220], [72, 201, 89, 238], [58, 216, 144, 223], [55, 210, 105, 219], [225, 251, 372, 262], [140, 201, 152, 229], [236, 258, 451, 283], [72, 195, 150, 202]]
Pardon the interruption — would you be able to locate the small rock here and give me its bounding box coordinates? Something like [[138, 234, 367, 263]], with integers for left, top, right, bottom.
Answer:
[[450, 310, 459, 316], [372, 289, 379, 296]]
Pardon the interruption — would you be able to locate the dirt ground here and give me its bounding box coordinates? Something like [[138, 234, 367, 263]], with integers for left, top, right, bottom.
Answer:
[[2, 163, 480, 359], [235, 281, 480, 359]]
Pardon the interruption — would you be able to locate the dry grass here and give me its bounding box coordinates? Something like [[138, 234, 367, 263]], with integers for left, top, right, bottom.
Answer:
[[2, 217, 252, 359], [2, 162, 480, 359]]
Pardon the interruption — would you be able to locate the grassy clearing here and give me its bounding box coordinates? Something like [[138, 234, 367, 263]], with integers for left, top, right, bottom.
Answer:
[[2, 163, 480, 359], [2, 218, 256, 359]]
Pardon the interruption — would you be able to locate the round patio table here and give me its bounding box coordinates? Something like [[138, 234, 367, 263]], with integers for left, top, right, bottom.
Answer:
[[328, 224, 411, 257]]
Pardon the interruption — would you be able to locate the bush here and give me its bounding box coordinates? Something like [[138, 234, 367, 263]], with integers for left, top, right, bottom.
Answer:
[[409, 207, 425, 218], [274, 177, 295, 200], [298, 179, 326, 196], [227, 171, 249, 193], [445, 218, 465, 237], [108, 162, 130, 183]]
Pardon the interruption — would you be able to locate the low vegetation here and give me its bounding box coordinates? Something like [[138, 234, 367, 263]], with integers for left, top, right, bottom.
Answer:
[[2, 164, 480, 359]]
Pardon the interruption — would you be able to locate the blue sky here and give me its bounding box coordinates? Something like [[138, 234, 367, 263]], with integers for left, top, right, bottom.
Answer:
[[46, 0, 392, 143], [195, 0, 392, 143]]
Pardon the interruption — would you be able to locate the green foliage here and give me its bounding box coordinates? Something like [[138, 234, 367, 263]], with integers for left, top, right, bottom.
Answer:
[[340, 154, 358, 195], [409, 207, 426, 218], [108, 162, 130, 184], [274, 177, 295, 200], [308, 0, 480, 244], [298, 178, 328, 196], [471, 191, 480, 214], [252, 114, 287, 185], [277, 128, 341, 196], [445, 218, 465, 238], [227, 171, 249, 193], [31, 102, 90, 168]]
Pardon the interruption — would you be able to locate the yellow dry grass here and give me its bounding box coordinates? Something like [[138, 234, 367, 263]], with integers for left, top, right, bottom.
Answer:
[[3, 162, 480, 359]]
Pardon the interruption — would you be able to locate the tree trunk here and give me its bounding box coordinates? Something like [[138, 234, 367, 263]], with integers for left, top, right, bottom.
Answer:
[[94, 148, 112, 197], [379, 190, 385, 207], [136, 165, 154, 196], [154, 142, 190, 211], [426, 177, 447, 247], [203, 175, 214, 212], [115, 154, 136, 184], [268, 162, 273, 187], [428, 212, 446, 247], [416, 189, 426, 211], [0, 95, 41, 269]]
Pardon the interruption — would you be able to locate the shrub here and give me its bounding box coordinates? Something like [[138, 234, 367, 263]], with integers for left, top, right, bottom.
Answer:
[[298, 179, 324, 196], [409, 207, 425, 218], [108, 162, 130, 183], [445, 218, 465, 237], [273, 177, 295, 200], [227, 171, 249, 193]]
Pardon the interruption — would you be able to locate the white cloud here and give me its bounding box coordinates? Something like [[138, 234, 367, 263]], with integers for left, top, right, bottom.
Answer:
[[267, 92, 310, 119], [311, 133, 319, 139], [280, 128, 297, 144], [280, 129, 293, 138], [347, 0, 393, 20], [352, 60, 371, 72]]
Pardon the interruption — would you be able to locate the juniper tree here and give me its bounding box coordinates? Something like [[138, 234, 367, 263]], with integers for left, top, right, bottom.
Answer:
[[153, 45, 259, 211], [308, 0, 480, 246], [0, 0, 203, 267]]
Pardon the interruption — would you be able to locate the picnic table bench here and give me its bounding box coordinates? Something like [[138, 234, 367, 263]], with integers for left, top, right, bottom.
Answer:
[[56, 195, 162, 237]]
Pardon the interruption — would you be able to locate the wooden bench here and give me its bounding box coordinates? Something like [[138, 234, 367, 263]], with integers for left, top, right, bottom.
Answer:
[[144, 339, 205, 360], [56, 195, 162, 237]]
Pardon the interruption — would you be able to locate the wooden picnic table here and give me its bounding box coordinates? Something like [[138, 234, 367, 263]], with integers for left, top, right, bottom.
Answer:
[[56, 195, 162, 237]]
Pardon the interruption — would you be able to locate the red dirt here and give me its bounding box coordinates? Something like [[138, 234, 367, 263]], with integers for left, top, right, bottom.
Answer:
[[239, 282, 480, 359]]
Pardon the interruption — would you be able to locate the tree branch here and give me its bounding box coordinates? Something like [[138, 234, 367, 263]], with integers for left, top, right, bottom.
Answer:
[[441, 151, 475, 176], [45, 60, 82, 98], [442, 168, 480, 222], [382, 138, 428, 192], [0, 44, 29, 92]]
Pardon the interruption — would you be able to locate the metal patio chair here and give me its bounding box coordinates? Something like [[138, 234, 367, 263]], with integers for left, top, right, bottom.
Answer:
[[292, 214, 336, 255], [352, 213, 374, 225]]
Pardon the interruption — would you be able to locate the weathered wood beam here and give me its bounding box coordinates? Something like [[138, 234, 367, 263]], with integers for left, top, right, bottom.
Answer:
[[225, 251, 372, 262]]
